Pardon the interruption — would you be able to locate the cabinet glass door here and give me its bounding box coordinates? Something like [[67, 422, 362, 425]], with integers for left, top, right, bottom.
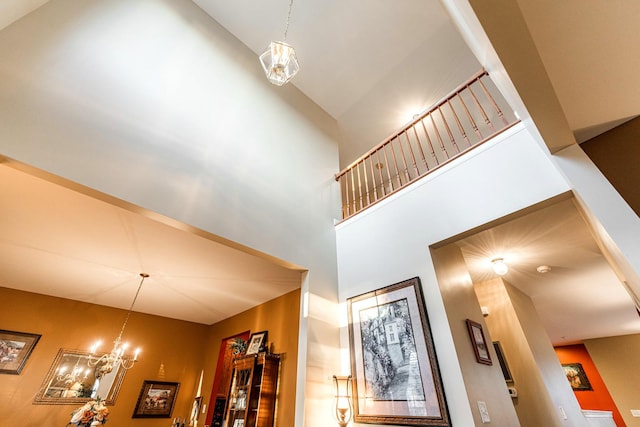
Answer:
[[227, 366, 252, 427]]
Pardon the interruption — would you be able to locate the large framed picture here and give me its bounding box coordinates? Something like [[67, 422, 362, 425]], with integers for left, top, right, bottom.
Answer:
[[562, 363, 592, 391], [132, 380, 180, 418], [0, 329, 41, 375], [347, 277, 450, 426], [465, 319, 492, 365]]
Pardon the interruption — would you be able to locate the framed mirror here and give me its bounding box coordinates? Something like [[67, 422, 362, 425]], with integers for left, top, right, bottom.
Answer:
[[33, 348, 126, 405]]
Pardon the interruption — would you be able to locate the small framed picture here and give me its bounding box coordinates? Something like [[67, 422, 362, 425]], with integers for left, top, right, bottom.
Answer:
[[0, 329, 41, 375], [245, 331, 268, 355], [562, 363, 592, 391], [466, 319, 492, 365], [132, 380, 180, 418]]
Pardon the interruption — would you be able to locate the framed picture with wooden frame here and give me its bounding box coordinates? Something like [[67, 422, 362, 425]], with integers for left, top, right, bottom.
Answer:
[[0, 329, 41, 375], [132, 380, 180, 418], [492, 341, 513, 383], [347, 277, 450, 426], [562, 363, 592, 391], [465, 319, 492, 365]]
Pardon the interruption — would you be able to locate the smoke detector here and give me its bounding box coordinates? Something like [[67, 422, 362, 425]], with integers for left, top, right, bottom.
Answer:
[[536, 265, 552, 274]]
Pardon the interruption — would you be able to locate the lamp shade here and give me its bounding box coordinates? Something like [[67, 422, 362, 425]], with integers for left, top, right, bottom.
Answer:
[[259, 41, 299, 86]]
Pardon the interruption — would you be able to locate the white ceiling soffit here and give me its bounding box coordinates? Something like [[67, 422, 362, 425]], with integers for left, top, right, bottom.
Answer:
[[191, 0, 482, 167], [456, 198, 640, 345], [0, 162, 302, 325]]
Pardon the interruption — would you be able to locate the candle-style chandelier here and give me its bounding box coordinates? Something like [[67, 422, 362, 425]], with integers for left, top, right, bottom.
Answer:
[[88, 273, 146, 378], [57, 355, 91, 385]]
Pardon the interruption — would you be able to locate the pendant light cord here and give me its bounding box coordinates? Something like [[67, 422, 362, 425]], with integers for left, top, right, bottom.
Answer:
[[116, 273, 148, 341], [284, 0, 294, 41]]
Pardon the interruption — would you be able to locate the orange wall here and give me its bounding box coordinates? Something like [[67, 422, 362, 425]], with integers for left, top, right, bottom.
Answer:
[[1, 285, 300, 427], [0, 286, 209, 426], [201, 288, 301, 427], [554, 344, 625, 426]]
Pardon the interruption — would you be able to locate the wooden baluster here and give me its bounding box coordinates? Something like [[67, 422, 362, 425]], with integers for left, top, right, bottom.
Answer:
[[376, 149, 388, 196], [361, 159, 371, 206], [438, 106, 460, 154], [447, 99, 472, 148], [430, 112, 449, 160], [478, 76, 509, 126], [420, 118, 439, 167], [368, 155, 379, 202], [381, 145, 394, 193], [388, 139, 403, 189], [338, 174, 347, 218], [349, 168, 357, 215], [355, 161, 363, 211], [457, 91, 483, 141], [411, 124, 428, 173], [468, 83, 494, 133], [396, 133, 412, 183], [403, 131, 420, 178]]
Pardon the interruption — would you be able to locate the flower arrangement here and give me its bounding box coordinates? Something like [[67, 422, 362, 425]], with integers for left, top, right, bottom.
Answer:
[[69, 398, 109, 426], [230, 338, 247, 355]]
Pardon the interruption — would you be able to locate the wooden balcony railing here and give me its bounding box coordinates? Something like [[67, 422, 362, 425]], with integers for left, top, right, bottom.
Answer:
[[335, 69, 520, 220]]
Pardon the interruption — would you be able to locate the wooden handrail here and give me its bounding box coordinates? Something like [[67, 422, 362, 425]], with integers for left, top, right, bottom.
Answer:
[[335, 69, 519, 221]]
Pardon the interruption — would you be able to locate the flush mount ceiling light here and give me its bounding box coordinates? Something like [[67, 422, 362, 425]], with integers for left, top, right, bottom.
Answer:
[[259, 0, 299, 86], [491, 258, 509, 276], [537, 265, 552, 274]]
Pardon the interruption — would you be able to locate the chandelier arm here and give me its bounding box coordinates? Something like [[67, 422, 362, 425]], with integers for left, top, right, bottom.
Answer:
[[120, 358, 136, 370], [88, 273, 146, 378]]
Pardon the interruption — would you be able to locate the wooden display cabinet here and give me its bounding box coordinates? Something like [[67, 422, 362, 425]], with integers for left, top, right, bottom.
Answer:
[[225, 352, 280, 427]]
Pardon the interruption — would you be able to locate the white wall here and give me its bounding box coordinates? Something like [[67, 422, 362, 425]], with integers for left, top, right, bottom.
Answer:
[[336, 123, 571, 425], [0, 1, 342, 426]]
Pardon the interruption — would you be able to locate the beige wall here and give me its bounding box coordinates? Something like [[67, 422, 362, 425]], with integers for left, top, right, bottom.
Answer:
[[0, 286, 300, 427], [584, 334, 640, 427], [505, 282, 587, 426], [580, 117, 640, 217], [432, 245, 521, 426], [475, 279, 552, 426], [475, 278, 584, 426], [468, 0, 576, 153]]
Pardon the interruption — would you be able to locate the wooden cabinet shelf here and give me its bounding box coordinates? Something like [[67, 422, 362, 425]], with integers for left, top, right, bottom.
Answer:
[[224, 352, 280, 427]]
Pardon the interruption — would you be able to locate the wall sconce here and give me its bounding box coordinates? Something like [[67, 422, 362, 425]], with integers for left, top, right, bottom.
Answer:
[[333, 375, 353, 427], [491, 258, 509, 276]]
